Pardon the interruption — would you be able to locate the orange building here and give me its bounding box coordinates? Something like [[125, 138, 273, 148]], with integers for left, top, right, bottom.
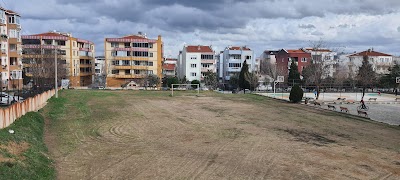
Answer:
[[104, 32, 163, 88], [22, 31, 95, 87]]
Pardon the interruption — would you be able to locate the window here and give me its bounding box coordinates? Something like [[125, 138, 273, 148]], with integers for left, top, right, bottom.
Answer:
[[95, 69, 100, 73], [147, 70, 153, 75], [111, 51, 117, 57], [9, 44, 16, 51], [124, 43, 130, 48], [301, 58, 307, 62], [231, 54, 241, 59], [125, 70, 131, 74], [190, 56, 197, 60], [246, 56, 251, 60], [73, 42, 76, 47], [191, 64, 197, 68], [8, 29, 17, 38], [132, 43, 149, 48], [133, 51, 149, 57], [56, 40, 66, 46], [229, 63, 241, 68], [191, 72, 197, 77], [111, 42, 119, 47], [111, 61, 116, 65], [111, 70, 118, 74], [122, 60, 130, 66], [149, 43, 153, 48], [149, 52, 153, 57], [202, 64, 211, 68], [148, 62, 153, 66], [324, 56, 331, 60], [201, 54, 214, 59]]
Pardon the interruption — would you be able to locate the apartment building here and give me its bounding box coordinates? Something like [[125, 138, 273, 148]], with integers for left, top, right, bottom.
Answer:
[[304, 48, 338, 77], [22, 31, 95, 87], [0, 7, 22, 90], [162, 58, 177, 77], [219, 46, 256, 82], [104, 33, 163, 87], [275, 49, 311, 78], [177, 45, 215, 82], [95, 56, 105, 75], [347, 49, 393, 75]]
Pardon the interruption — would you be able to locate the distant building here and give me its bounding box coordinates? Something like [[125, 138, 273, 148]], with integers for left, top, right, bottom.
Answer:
[[177, 45, 216, 82], [22, 31, 95, 87], [304, 48, 338, 77], [260, 50, 279, 64], [275, 49, 311, 79], [95, 56, 105, 75], [219, 46, 256, 82], [347, 49, 393, 74], [0, 7, 23, 90], [163, 58, 177, 77], [104, 32, 163, 88]]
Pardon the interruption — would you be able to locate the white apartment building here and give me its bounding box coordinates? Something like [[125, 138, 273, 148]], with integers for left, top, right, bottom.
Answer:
[[219, 46, 256, 81], [304, 48, 338, 77], [95, 56, 105, 75], [347, 49, 393, 75], [177, 45, 216, 82]]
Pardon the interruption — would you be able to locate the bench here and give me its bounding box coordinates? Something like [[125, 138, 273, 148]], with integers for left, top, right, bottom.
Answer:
[[340, 107, 349, 113], [346, 100, 355, 104], [368, 98, 377, 101], [327, 105, 336, 110], [314, 101, 321, 106], [395, 98, 400, 101], [337, 98, 346, 101], [357, 110, 368, 117]]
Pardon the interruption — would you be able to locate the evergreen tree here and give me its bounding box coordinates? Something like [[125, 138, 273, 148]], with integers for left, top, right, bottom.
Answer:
[[239, 60, 250, 93], [357, 55, 376, 99], [288, 59, 301, 86], [289, 84, 304, 103], [191, 79, 200, 89]]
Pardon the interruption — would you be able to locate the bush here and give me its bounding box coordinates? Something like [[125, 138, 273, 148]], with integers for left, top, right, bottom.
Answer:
[[289, 85, 304, 103], [191, 80, 200, 89]]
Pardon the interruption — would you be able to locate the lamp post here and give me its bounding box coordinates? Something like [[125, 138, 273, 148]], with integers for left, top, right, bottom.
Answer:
[[55, 47, 58, 98]]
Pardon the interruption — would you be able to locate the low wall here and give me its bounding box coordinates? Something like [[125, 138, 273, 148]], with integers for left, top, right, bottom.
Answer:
[[0, 89, 56, 129]]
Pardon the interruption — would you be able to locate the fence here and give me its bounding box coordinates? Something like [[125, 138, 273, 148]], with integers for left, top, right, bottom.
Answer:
[[0, 89, 56, 129]]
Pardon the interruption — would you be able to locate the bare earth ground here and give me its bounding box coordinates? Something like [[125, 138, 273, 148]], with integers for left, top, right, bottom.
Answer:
[[44, 90, 400, 180]]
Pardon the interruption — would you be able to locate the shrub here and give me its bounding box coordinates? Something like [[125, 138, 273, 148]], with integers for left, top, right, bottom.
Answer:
[[191, 80, 200, 89], [289, 85, 303, 103]]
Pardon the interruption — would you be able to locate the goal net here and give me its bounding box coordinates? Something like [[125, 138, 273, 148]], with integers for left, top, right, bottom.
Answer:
[[171, 84, 200, 96]]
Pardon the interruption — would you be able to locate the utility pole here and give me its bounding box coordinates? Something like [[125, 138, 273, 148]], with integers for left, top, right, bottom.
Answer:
[[55, 47, 58, 98]]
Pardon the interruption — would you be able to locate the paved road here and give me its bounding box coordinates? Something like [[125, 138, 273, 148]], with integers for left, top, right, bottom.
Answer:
[[258, 93, 400, 126]]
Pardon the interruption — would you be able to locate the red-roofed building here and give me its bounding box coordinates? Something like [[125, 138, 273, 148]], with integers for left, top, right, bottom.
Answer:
[[275, 49, 311, 79], [347, 49, 394, 74], [104, 32, 163, 88], [0, 7, 23, 91], [22, 31, 95, 87], [178, 45, 216, 81]]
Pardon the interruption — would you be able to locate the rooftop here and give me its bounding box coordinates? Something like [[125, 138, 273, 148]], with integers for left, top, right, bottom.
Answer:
[[349, 50, 392, 57], [163, 64, 176, 71], [228, 46, 251, 51], [186, 45, 213, 53]]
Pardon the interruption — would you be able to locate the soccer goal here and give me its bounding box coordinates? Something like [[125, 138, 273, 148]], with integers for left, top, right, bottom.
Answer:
[[171, 84, 200, 96]]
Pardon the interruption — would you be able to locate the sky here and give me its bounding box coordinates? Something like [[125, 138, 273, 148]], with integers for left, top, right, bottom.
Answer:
[[5, 0, 400, 57]]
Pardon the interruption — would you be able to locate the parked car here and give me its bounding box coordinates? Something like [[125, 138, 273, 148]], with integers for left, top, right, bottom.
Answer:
[[0, 92, 24, 104]]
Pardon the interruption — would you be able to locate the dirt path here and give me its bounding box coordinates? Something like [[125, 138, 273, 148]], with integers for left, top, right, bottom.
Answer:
[[44, 91, 400, 179]]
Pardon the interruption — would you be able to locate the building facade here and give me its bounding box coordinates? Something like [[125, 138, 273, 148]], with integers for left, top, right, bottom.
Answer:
[[104, 33, 163, 88], [162, 58, 177, 77], [0, 8, 22, 90], [22, 31, 95, 87], [95, 56, 105, 76], [219, 46, 256, 82], [275, 49, 311, 78], [347, 49, 393, 75], [304, 48, 338, 77], [177, 45, 215, 82]]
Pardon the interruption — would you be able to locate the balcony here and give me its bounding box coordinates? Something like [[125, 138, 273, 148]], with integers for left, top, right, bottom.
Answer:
[[114, 74, 145, 79], [114, 65, 131, 70], [80, 64, 92, 68], [79, 72, 93, 76], [201, 59, 214, 64]]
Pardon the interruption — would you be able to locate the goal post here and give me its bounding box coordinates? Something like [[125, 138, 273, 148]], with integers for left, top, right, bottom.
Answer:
[[171, 84, 200, 96]]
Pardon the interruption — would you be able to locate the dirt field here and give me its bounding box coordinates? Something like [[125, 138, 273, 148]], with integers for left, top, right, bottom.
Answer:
[[44, 90, 400, 179]]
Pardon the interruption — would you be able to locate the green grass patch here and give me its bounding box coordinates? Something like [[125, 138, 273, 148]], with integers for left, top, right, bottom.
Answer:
[[0, 112, 55, 180]]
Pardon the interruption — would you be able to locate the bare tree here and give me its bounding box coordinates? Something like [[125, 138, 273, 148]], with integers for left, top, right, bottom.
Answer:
[[333, 64, 349, 97], [357, 55, 377, 99], [259, 59, 285, 91]]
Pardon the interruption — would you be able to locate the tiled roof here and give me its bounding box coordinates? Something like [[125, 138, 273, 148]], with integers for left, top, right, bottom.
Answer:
[[287, 49, 306, 53], [32, 32, 69, 37], [229, 46, 251, 50], [163, 64, 175, 71], [165, 58, 177, 61], [122, 35, 147, 40], [186, 45, 213, 53], [349, 50, 392, 57], [5, 10, 19, 15]]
